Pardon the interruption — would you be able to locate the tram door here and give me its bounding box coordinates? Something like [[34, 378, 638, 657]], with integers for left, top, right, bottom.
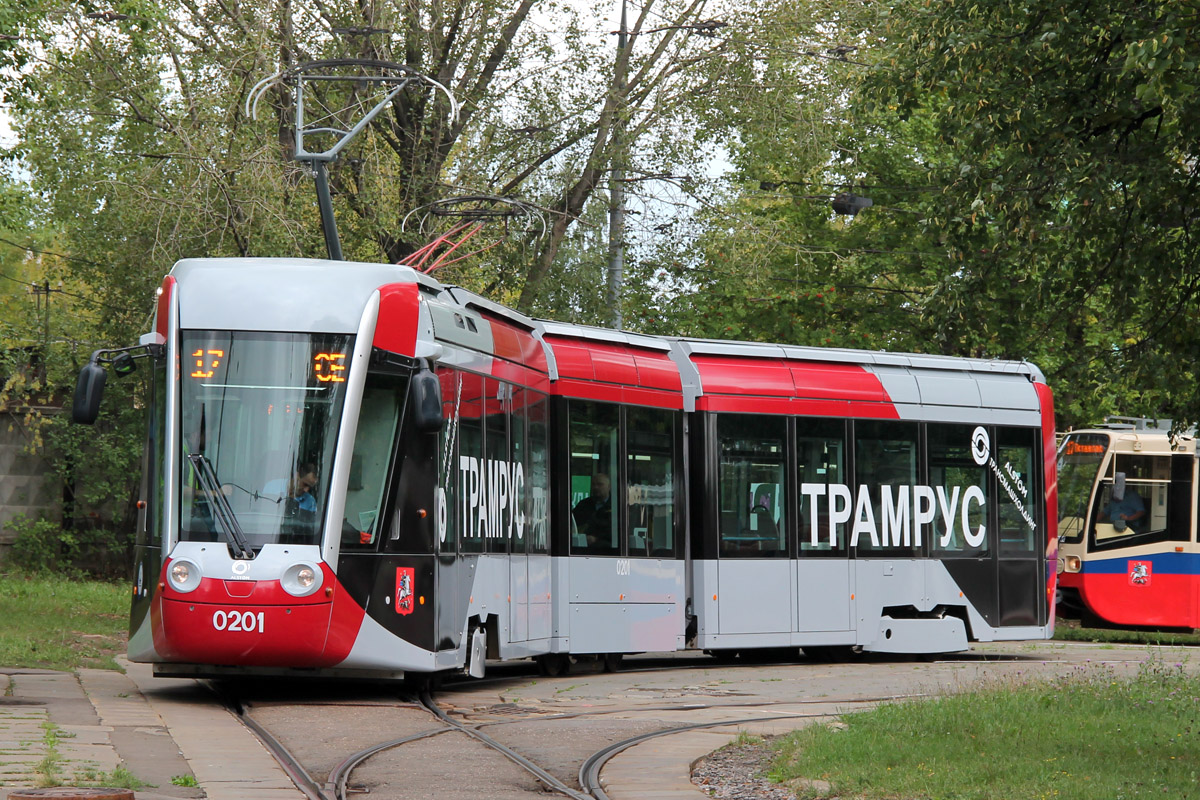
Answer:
[[715, 415, 793, 635], [435, 369, 469, 652], [795, 420, 853, 634], [994, 428, 1043, 626], [526, 396, 551, 641]]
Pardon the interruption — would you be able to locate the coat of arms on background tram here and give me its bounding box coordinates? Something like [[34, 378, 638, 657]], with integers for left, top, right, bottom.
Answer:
[[395, 567, 415, 615], [1128, 561, 1151, 587]]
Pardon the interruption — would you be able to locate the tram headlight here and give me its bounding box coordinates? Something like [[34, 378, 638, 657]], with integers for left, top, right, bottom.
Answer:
[[281, 562, 324, 597], [168, 559, 202, 593], [1064, 556, 1082, 573]]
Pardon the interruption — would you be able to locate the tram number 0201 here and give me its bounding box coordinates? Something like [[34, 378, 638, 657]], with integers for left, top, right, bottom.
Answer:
[[212, 609, 265, 634]]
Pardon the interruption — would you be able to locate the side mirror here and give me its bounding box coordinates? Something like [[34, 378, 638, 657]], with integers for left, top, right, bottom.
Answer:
[[72, 362, 108, 425], [411, 369, 444, 434]]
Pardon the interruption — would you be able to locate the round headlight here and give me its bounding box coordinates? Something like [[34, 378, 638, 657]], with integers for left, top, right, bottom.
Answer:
[[167, 558, 202, 593], [281, 562, 324, 597]]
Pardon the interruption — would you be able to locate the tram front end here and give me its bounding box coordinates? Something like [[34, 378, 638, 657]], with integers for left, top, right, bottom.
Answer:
[[76, 258, 449, 677]]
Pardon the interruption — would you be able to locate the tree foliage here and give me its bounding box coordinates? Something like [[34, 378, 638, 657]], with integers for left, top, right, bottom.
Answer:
[[860, 0, 1200, 426], [663, 0, 1200, 428]]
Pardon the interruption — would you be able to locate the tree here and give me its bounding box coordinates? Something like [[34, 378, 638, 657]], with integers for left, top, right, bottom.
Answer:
[[657, 0, 1200, 428], [852, 0, 1200, 426], [2, 0, 799, 322]]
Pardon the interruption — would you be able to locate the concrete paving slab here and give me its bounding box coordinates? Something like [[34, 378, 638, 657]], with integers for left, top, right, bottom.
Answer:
[[79, 671, 165, 729], [120, 660, 304, 800]]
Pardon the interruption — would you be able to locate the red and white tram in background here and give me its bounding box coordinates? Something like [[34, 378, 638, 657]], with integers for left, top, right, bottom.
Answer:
[[75, 257, 1058, 678], [1057, 419, 1198, 629]]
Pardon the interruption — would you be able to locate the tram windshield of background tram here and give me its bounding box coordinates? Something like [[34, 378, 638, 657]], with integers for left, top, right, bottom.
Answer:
[[73, 257, 1060, 679], [1057, 417, 1198, 630]]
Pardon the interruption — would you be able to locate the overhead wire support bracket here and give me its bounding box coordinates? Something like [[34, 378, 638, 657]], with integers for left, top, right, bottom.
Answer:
[[246, 59, 461, 262]]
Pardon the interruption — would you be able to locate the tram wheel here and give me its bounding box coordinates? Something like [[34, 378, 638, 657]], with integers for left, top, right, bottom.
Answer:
[[602, 653, 623, 673], [802, 645, 857, 663], [537, 653, 570, 677], [708, 649, 739, 664]]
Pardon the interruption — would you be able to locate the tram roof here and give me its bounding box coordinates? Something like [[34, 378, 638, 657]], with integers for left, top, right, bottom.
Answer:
[[165, 258, 1048, 415]]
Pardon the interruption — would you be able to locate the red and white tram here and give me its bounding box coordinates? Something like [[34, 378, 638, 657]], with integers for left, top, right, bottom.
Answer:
[[1057, 419, 1198, 629], [75, 257, 1058, 678]]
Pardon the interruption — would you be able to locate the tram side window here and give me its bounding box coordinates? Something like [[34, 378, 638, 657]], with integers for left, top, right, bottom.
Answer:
[[138, 355, 167, 550], [996, 428, 1039, 555], [1168, 455, 1195, 543], [485, 379, 510, 554], [854, 420, 920, 556], [341, 372, 407, 549], [797, 418, 846, 554], [510, 386, 527, 555], [627, 408, 677, 558], [1091, 454, 1181, 547], [526, 393, 550, 555], [459, 372, 485, 554], [569, 401, 619, 556], [718, 415, 787, 558], [438, 369, 461, 555], [1056, 433, 1109, 545], [928, 424, 989, 558]]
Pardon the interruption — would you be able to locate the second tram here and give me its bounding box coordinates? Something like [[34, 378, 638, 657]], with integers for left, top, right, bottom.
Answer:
[[1057, 419, 1198, 629], [76, 257, 1059, 677]]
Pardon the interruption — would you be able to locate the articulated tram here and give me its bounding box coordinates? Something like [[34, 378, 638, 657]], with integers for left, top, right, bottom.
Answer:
[[76, 257, 1058, 678], [1057, 419, 1198, 629]]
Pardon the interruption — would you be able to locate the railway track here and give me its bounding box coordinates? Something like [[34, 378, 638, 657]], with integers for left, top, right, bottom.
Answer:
[[215, 664, 914, 800]]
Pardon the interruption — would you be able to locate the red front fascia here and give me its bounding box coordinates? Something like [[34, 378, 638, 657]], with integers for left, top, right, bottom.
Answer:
[[373, 283, 420, 356], [151, 562, 366, 668], [1075, 572, 1196, 629], [155, 276, 176, 339]]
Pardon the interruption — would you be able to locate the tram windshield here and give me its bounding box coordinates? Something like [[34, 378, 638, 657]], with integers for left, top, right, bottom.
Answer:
[[1057, 433, 1109, 544], [178, 330, 354, 550]]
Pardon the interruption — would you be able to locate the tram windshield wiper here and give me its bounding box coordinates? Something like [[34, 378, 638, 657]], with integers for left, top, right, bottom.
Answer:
[[187, 453, 254, 559]]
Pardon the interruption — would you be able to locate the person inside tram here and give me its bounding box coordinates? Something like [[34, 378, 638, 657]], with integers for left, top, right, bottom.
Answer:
[[749, 484, 779, 551], [1101, 483, 1145, 533], [264, 462, 319, 514], [572, 472, 612, 546]]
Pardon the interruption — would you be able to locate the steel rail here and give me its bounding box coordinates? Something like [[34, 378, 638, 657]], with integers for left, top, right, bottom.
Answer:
[[419, 689, 593, 800], [577, 713, 825, 800], [212, 686, 332, 800]]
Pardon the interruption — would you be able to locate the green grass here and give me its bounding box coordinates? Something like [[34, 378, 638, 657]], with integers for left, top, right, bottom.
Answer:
[[1053, 621, 1200, 647], [0, 573, 128, 670], [770, 658, 1200, 800]]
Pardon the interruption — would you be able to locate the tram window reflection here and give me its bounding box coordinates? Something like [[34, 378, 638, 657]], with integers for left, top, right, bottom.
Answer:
[[438, 369, 460, 555], [526, 394, 549, 554], [1090, 453, 1183, 547], [485, 379, 509, 554], [797, 418, 846, 554], [459, 372, 485, 554], [627, 408, 676, 558], [854, 420, 919, 556], [341, 373, 406, 549], [718, 414, 787, 558], [569, 401, 619, 556], [929, 423, 989, 558], [997, 427, 1039, 555]]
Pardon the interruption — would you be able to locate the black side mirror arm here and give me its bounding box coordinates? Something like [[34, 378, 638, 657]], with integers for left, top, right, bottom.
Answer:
[[71, 343, 167, 425]]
